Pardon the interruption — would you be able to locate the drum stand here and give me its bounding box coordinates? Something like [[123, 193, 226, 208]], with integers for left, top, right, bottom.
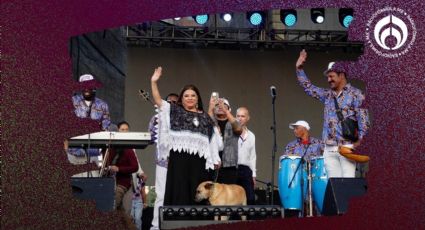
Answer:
[[287, 157, 305, 217], [306, 160, 313, 217]]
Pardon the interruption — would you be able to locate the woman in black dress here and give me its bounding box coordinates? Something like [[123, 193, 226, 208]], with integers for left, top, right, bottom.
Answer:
[[150, 67, 222, 205]]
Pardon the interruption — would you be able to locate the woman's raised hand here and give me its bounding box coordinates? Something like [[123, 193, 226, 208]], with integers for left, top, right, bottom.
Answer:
[[151, 67, 162, 82]]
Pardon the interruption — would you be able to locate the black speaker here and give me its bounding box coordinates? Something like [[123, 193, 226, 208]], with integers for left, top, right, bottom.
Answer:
[[71, 177, 115, 212], [322, 178, 367, 216]]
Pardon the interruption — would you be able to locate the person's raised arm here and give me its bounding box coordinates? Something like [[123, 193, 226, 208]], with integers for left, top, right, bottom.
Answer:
[[218, 100, 242, 135], [151, 67, 163, 107], [295, 49, 327, 103], [296, 49, 307, 70], [207, 95, 216, 119]]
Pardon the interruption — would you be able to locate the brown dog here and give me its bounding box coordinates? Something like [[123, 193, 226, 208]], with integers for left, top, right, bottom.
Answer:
[[195, 181, 247, 206]]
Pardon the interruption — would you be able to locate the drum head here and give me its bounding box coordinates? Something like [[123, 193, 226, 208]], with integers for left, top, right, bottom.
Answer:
[[279, 155, 302, 161]]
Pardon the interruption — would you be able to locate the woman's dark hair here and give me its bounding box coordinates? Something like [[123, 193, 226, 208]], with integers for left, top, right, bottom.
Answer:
[[117, 121, 130, 129], [177, 84, 204, 111]]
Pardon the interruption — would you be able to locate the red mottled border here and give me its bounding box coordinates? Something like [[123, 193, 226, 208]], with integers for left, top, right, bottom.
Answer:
[[2, 1, 424, 229]]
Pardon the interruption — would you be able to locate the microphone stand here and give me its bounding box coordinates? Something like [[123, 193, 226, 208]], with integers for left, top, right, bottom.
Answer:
[[270, 94, 277, 205], [86, 133, 91, 178]]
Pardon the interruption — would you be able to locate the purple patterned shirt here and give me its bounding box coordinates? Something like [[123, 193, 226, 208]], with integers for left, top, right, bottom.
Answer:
[[296, 70, 370, 146], [72, 94, 111, 130], [284, 137, 323, 159], [68, 94, 111, 156]]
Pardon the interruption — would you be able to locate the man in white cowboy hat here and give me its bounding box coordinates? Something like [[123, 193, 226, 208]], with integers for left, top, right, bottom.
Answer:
[[208, 96, 243, 184], [65, 74, 112, 165], [294, 50, 370, 178]]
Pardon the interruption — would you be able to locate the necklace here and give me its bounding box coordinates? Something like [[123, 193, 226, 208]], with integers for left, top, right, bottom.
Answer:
[[193, 116, 199, 127]]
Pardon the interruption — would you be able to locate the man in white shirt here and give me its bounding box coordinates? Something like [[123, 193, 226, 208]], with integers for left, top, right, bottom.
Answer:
[[236, 107, 257, 205]]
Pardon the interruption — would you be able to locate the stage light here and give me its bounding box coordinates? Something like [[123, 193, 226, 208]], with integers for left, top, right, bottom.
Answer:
[[159, 205, 283, 228], [259, 207, 267, 216], [221, 13, 233, 22], [189, 208, 198, 217], [236, 207, 245, 216], [248, 207, 256, 216], [166, 208, 174, 217], [177, 208, 186, 216], [311, 8, 325, 24], [339, 8, 354, 28], [193, 14, 209, 25], [201, 208, 210, 217], [271, 207, 280, 217], [213, 207, 221, 216], [225, 207, 233, 216], [247, 11, 265, 26], [280, 9, 297, 27]]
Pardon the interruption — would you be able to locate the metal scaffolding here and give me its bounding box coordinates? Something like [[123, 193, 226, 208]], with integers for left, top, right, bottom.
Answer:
[[125, 22, 363, 53]]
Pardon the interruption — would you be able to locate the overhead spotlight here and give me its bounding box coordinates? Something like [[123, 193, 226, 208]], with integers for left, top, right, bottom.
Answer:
[[280, 9, 297, 27], [221, 13, 233, 22], [311, 8, 325, 24], [193, 14, 209, 25], [339, 8, 354, 28], [173, 17, 181, 21], [247, 11, 265, 26]]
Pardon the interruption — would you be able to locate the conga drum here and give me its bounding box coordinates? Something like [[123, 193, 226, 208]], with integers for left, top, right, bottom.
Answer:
[[278, 155, 307, 210], [310, 156, 328, 213]]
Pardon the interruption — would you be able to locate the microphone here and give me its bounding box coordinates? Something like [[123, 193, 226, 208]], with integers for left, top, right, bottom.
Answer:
[[270, 86, 277, 98]]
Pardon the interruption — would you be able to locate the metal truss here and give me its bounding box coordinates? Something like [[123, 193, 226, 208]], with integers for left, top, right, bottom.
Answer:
[[125, 22, 363, 52]]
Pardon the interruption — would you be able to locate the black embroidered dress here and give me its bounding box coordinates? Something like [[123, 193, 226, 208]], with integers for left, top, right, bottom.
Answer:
[[156, 100, 222, 205]]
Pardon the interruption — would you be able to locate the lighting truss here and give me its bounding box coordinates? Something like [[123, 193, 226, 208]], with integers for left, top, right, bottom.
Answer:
[[126, 22, 363, 52]]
